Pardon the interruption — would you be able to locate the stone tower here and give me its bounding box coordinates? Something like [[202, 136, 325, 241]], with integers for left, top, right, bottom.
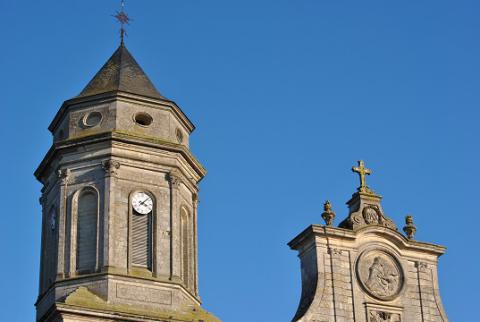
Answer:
[[34, 44, 219, 321], [289, 161, 449, 322]]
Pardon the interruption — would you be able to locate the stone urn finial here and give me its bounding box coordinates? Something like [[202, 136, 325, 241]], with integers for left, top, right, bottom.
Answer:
[[322, 200, 336, 226], [403, 215, 417, 239]]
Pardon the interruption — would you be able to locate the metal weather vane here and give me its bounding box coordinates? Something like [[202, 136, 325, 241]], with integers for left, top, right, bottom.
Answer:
[[113, 0, 131, 45]]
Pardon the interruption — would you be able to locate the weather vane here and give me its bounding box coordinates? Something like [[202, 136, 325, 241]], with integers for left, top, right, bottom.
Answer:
[[113, 0, 131, 45]]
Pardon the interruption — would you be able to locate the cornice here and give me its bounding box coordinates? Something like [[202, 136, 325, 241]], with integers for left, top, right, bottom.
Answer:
[[288, 224, 446, 256], [34, 131, 206, 183]]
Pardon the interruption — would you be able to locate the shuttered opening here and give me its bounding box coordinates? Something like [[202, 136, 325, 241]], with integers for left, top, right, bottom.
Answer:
[[76, 191, 98, 273], [132, 212, 152, 270]]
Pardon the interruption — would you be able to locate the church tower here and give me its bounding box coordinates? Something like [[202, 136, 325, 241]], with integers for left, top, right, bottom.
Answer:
[[289, 161, 449, 322], [34, 40, 219, 321]]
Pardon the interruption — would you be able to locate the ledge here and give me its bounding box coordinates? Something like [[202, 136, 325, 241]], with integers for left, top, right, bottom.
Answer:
[[34, 130, 206, 182], [44, 286, 220, 322], [288, 224, 446, 256]]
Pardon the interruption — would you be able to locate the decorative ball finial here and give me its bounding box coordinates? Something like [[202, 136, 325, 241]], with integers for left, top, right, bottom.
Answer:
[[321, 200, 336, 226], [403, 215, 417, 240]]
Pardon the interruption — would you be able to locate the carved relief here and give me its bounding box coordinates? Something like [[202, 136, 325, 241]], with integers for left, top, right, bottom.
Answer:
[[416, 261, 428, 273], [357, 250, 404, 300], [369, 310, 401, 322], [58, 168, 71, 185], [328, 248, 344, 256], [343, 201, 397, 231], [168, 170, 183, 188], [363, 206, 380, 224], [102, 160, 120, 175]]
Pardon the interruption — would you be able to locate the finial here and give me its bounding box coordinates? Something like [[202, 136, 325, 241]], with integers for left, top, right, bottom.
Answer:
[[403, 215, 417, 240], [352, 160, 374, 193], [113, 0, 131, 46], [321, 200, 336, 226]]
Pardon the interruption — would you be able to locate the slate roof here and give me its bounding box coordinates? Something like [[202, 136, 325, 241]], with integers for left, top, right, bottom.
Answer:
[[78, 44, 165, 100]]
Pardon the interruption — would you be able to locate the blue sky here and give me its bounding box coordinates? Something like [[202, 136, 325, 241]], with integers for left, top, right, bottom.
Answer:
[[1, 1, 479, 321]]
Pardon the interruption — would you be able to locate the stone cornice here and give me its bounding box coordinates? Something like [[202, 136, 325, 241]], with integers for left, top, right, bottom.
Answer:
[[288, 224, 446, 256], [36, 271, 202, 308], [34, 131, 206, 183]]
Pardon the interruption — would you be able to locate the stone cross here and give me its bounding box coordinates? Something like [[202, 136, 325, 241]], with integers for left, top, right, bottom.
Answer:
[[352, 160, 372, 193]]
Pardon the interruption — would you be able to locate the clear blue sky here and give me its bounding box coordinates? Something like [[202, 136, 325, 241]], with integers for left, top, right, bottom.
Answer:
[[1, 1, 478, 321]]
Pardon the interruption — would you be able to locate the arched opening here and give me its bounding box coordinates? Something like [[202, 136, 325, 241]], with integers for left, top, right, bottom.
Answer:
[[76, 189, 98, 273]]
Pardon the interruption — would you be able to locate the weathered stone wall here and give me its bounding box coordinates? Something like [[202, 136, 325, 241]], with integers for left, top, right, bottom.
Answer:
[[290, 226, 449, 322], [36, 96, 205, 321]]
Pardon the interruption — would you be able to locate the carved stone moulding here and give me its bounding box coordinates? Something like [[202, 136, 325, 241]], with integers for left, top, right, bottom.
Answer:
[[356, 249, 404, 301]]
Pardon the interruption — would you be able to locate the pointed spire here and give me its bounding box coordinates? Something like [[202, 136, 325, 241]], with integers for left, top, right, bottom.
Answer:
[[78, 45, 165, 100]]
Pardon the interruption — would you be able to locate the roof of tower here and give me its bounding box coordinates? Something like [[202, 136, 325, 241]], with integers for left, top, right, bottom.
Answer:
[[78, 44, 166, 100]]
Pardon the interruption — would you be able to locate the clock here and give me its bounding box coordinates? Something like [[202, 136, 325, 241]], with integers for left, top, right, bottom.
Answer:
[[132, 192, 153, 215]]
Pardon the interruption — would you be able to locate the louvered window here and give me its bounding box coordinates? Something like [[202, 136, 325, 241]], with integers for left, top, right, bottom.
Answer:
[[76, 190, 98, 273], [132, 212, 152, 269]]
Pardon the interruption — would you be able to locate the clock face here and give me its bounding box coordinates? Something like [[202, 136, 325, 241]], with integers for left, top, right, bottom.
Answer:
[[132, 192, 153, 215]]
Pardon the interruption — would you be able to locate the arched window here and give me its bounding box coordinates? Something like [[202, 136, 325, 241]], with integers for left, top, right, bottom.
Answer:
[[181, 207, 191, 288], [130, 191, 154, 271], [76, 189, 98, 273]]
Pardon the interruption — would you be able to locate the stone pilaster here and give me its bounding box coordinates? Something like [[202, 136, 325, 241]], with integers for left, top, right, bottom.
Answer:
[[57, 168, 70, 279], [168, 170, 183, 281], [101, 160, 120, 271], [192, 193, 199, 296]]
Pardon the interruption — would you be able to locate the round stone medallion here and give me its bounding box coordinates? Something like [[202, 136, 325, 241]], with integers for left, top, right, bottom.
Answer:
[[356, 250, 404, 300]]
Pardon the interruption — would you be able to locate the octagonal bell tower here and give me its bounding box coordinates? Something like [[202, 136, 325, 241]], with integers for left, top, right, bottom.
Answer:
[[35, 43, 219, 322]]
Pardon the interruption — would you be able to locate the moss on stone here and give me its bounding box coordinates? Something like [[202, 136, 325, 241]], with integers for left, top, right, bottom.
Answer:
[[63, 287, 220, 322]]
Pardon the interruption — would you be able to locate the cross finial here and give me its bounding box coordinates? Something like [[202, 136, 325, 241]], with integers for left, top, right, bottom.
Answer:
[[352, 160, 373, 193], [114, 0, 131, 46]]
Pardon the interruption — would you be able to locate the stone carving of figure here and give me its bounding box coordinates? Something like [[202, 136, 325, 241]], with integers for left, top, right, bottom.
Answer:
[[363, 207, 379, 224], [365, 257, 399, 297]]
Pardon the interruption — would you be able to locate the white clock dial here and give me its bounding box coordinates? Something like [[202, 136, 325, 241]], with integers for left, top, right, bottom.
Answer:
[[132, 192, 153, 215]]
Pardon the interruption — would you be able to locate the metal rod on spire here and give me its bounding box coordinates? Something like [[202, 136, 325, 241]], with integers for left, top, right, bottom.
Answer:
[[113, 0, 131, 45]]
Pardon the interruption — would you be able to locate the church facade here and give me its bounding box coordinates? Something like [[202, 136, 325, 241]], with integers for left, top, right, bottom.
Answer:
[[289, 161, 449, 322]]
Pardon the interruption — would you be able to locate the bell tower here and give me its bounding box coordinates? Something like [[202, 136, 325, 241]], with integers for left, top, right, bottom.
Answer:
[[35, 42, 219, 321]]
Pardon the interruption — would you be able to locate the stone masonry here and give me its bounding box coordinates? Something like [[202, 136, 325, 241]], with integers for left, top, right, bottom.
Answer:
[[35, 44, 219, 322], [289, 161, 449, 322]]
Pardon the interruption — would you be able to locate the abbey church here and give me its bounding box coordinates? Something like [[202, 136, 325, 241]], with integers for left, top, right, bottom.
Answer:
[[34, 7, 450, 322]]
